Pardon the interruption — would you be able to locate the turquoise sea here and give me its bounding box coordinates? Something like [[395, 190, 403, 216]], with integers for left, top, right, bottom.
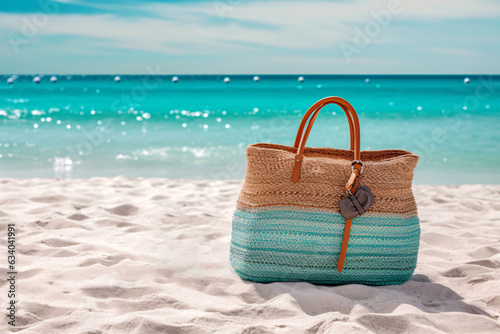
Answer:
[[1, 75, 499, 184]]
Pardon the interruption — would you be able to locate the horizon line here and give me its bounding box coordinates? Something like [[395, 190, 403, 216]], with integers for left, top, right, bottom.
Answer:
[[2, 73, 498, 76]]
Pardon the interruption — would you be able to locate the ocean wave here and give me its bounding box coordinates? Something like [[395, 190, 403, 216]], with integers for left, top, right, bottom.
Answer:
[[114, 145, 246, 162]]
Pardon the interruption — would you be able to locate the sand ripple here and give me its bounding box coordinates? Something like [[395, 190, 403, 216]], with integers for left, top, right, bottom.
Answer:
[[0, 178, 498, 333]]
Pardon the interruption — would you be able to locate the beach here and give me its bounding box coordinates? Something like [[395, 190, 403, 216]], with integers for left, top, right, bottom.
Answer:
[[1, 0, 499, 332], [2, 177, 499, 333]]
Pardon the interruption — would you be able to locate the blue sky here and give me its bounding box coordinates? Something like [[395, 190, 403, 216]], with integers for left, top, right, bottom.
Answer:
[[1, 0, 499, 74]]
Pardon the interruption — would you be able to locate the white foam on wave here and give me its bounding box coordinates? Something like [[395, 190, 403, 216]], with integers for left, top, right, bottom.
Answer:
[[53, 156, 75, 178], [31, 109, 45, 116], [114, 146, 220, 162], [182, 147, 207, 158]]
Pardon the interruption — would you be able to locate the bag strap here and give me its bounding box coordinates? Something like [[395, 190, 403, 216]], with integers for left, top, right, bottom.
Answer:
[[292, 97, 362, 189], [291, 96, 363, 273], [337, 218, 354, 273], [293, 103, 356, 151]]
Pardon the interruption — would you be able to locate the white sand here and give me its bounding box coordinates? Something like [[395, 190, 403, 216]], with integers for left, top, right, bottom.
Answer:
[[1, 178, 499, 333]]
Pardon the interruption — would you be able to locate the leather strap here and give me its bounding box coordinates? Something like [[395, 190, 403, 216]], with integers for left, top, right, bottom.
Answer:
[[292, 97, 361, 184], [294, 103, 356, 150], [344, 165, 361, 192], [291, 97, 363, 274], [337, 218, 353, 273], [337, 178, 359, 273], [349, 194, 366, 215]]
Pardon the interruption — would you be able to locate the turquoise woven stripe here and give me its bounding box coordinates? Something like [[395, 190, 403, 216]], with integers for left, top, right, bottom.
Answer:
[[230, 207, 420, 285]]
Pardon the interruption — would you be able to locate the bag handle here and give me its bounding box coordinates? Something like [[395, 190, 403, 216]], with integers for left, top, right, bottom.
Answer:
[[293, 103, 356, 151], [292, 97, 362, 187]]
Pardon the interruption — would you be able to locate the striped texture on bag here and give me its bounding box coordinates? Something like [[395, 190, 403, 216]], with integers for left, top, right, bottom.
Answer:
[[229, 144, 420, 285]]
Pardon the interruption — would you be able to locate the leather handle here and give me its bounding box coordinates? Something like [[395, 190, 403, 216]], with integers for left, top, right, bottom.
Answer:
[[295, 97, 360, 157], [292, 97, 361, 183], [293, 103, 355, 151]]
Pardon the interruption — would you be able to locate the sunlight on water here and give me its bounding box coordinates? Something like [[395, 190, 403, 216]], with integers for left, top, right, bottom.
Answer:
[[0, 74, 499, 184]]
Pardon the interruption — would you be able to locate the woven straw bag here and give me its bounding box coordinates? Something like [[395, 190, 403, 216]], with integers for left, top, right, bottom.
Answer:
[[229, 96, 420, 285]]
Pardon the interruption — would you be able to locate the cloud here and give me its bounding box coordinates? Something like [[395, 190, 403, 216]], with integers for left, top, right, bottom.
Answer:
[[2, 0, 499, 53], [0, 0, 499, 73], [397, 0, 500, 19], [429, 47, 480, 56]]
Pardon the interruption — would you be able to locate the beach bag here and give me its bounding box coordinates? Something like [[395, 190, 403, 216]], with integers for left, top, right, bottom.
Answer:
[[229, 96, 420, 285]]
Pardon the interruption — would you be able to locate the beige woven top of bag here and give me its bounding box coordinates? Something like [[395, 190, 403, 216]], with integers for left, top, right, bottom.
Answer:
[[236, 97, 419, 219]]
